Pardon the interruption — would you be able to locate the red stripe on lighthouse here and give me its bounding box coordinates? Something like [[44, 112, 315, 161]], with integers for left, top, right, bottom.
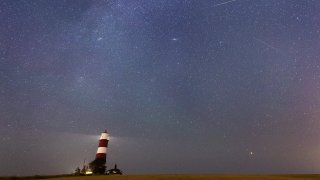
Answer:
[[96, 153, 106, 159], [99, 139, 108, 147]]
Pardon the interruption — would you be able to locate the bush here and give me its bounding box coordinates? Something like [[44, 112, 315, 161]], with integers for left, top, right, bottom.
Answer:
[[89, 159, 106, 174]]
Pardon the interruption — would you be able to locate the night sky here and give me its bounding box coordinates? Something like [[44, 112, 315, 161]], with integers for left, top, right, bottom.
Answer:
[[1, 0, 320, 176]]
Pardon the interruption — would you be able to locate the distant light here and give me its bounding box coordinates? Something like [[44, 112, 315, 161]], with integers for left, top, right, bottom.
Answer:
[[171, 38, 178, 41], [85, 169, 93, 175]]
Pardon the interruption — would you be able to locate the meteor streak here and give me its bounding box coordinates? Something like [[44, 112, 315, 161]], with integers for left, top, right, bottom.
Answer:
[[213, 0, 237, 7], [253, 37, 286, 55], [254, 38, 277, 50]]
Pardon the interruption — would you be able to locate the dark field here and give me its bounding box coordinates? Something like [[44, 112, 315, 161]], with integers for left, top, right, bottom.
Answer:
[[50, 175, 320, 180], [2, 174, 320, 180]]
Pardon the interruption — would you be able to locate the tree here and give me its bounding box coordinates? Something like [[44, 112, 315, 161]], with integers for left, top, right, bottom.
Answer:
[[75, 167, 81, 175], [89, 159, 106, 174]]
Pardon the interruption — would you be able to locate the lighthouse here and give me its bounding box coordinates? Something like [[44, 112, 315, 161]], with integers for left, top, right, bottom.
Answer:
[[76, 130, 122, 175], [88, 130, 110, 174], [96, 130, 109, 162]]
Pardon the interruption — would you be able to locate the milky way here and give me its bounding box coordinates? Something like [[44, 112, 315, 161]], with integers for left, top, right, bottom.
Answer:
[[1, 0, 320, 176]]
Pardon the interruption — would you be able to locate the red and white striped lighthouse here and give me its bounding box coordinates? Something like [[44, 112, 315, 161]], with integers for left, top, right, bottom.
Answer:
[[95, 130, 109, 163]]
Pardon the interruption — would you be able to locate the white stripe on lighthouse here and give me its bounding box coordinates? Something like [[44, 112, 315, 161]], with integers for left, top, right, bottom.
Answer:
[[100, 133, 110, 140], [97, 147, 107, 154]]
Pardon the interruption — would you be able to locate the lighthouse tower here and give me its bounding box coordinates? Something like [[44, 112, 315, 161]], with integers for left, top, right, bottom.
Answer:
[[88, 130, 110, 174], [96, 130, 109, 163]]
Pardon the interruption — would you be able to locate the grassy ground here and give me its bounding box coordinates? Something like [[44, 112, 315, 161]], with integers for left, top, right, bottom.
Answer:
[[2, 174, 320, 180], [48, 174, 320, 180]]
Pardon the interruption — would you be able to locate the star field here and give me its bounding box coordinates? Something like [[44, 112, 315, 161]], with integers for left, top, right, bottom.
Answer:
[[1, 0, 320, 176]]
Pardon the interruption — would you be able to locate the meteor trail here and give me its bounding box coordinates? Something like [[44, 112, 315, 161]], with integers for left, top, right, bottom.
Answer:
[[254, 37, 285, 55], [213, 0, 237, 7], [254, 38, 277, 50]]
